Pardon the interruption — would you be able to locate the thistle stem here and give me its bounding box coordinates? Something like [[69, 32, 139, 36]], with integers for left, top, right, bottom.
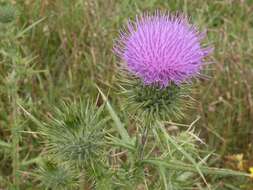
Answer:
[[140, 124, 150, 160], [79, 170, 89, 190], [11, 68, 20, 189], [79, 173, 85, 190]]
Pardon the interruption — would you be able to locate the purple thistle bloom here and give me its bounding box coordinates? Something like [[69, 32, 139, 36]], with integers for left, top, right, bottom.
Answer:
[[114, 12, 212, 87]]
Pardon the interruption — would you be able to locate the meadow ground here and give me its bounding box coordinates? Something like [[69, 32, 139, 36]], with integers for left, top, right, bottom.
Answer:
[[0, 0, 252, 189]]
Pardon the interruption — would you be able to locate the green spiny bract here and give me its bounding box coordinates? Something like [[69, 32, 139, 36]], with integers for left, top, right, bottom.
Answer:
[[119, 74, 192, 123], [42, 100, 110, 168]]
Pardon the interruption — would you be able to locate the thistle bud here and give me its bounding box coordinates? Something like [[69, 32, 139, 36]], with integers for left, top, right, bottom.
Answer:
[[0, 4, 16, 24], [37, 160, 78, 189], [42, 100, 109, 168]]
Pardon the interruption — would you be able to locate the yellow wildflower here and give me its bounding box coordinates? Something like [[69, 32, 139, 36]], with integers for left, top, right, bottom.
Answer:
[[227, 154, 244, 170], [249, 167, 253, 179]]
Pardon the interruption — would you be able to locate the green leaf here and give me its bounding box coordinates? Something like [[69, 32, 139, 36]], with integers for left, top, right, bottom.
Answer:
[[160, 126, 208, 184], [142, 159, 250, 177], [107, 135, 135, 152]]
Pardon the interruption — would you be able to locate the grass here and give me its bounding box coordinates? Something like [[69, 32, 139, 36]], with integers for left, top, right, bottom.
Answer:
[[0, 0, 252, 189]]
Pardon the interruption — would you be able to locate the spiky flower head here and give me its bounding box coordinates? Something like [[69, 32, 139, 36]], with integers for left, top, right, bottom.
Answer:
[[114, 11, 212, 87], [37, 160, 78, 190], [119, 76, 191, 122], [42, 100, 109, 168]]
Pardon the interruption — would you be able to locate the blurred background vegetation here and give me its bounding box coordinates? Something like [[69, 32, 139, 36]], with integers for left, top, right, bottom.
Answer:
[[0, 0, 252, 189]]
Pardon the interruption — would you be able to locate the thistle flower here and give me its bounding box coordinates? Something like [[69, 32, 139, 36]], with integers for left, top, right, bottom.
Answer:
[[114, 12, 212, 87], [115, 12, 212, 122]]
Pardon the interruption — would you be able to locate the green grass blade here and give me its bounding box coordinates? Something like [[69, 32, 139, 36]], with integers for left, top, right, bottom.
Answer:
[[0, 139, 11, 148], [18, 103, 46, 131], [16, 17, 46, 38], [96, 85, 131, 144]]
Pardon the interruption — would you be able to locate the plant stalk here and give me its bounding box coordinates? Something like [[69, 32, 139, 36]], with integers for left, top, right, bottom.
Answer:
[[11, 63, 20, 189]]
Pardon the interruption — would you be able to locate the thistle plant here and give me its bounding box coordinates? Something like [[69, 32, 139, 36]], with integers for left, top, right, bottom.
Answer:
[[19, 10, 249, 190], [114, 11, 212, 123], [0, 3, 31, 189]]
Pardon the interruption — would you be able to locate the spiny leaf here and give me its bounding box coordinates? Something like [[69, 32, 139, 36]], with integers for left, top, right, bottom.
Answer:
[[142, 159, 250, 177]]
